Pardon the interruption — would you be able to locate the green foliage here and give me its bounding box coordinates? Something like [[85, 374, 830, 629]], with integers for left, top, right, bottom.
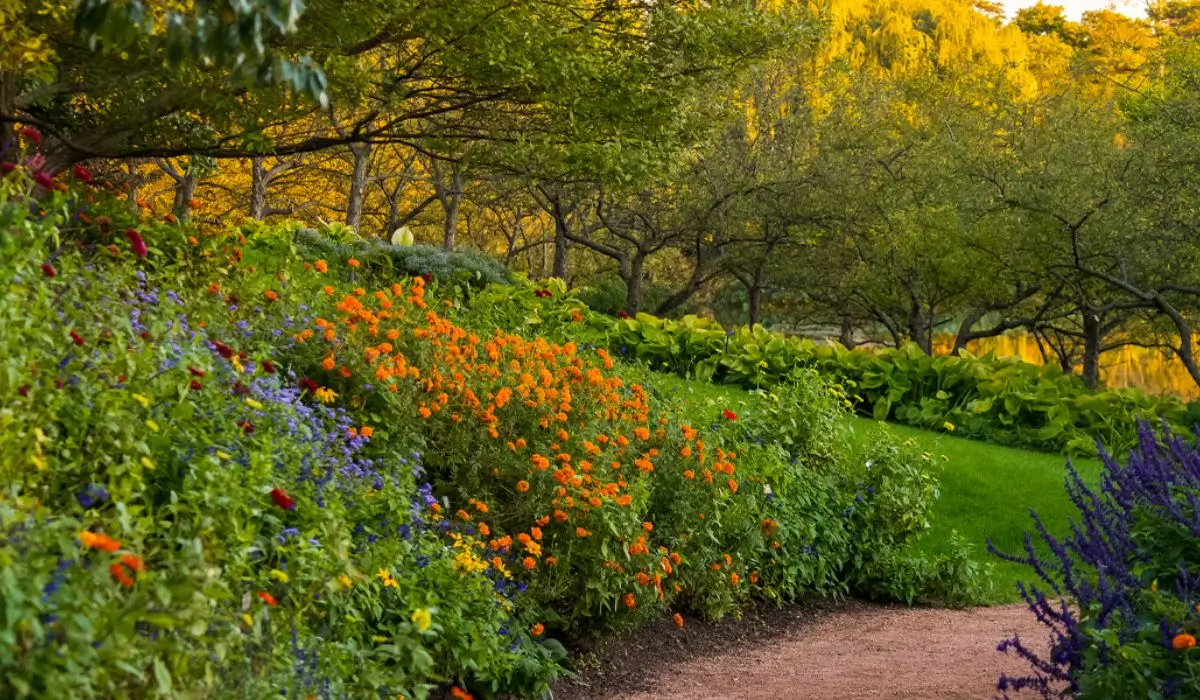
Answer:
[[555, 299, 1187, 456]]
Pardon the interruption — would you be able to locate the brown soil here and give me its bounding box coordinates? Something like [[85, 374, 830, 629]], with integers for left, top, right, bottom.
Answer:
[[553, 600, 1050, 700]]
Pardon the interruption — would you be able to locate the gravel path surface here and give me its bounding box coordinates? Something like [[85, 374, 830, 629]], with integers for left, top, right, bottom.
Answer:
[[556, 602, 1051, 700]]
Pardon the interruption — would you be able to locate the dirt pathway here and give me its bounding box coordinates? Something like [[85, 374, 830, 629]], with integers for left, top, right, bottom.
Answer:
[[555, 601, 1051, 700]]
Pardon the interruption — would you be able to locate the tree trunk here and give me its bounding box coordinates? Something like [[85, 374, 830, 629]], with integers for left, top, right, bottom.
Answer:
[[951, 310, 984, 355], [839, 318, 857, 349], [1081, 310, 1102, 388], [346, 143, 371, 231], [551, 200, 570, 279], [626, 255, 644, 313], [172, 170, 197, 221], [748, 284, 763, 326], [250, 157, 267, 220]]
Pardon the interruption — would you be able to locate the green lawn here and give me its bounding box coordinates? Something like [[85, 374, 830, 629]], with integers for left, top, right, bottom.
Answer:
[[651, 374, 1102, 603]]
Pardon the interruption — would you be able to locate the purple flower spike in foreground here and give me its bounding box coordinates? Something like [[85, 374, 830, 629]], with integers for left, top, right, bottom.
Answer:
[[991, 422, 1200, 698]]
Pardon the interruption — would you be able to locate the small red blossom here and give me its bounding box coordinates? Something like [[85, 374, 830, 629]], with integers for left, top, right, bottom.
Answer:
[[71, 164, 93, 183], [139, 331, 153, 342], [109, 562, 135, 588], [124, 228, 148, 258], [188, 367, 205, 378], [189, 379, 203, 392], [270, 488, 295, 511], [299, 378, 319, 394], [33, 171, 54, 190], [231, 382, 251, 396], [42, 263, 56, 278], [722, 409, 737, 421], [421, 273, 433, 283], [17, 385, 29, 397], [69, 330, 84, 346], [0, 162, 15, 175], [261, 360, 277, 374], [237, 420, 255, 435], [210, 339, 235, 359], [616, 310, 630, 319], [19, 126, 41, 145], [257, 591, 278, 607]]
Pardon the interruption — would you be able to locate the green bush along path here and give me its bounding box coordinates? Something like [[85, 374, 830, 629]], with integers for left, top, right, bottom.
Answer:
[[656, 374, 1101, 603]]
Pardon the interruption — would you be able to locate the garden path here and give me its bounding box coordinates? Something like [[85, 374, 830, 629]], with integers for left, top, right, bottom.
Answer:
[[558, 601, 1050, 700]]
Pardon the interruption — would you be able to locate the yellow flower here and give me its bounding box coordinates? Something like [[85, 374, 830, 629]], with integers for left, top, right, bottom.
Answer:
[[411, 608, 432, 632], [314, 387, 338, 404], [245, 398, 264, 411], [942, 421, 955, 432], [269, 569, 289, 583], [30, 453, 46, 470], [338, 575, 353, 589], [370, 635, 388, 643], [133, 393, 152, 408], [145, 419, 160, 432], [242, 613, 254, 627], [140, 456, 155, 471], [216, 450, 231, 460]]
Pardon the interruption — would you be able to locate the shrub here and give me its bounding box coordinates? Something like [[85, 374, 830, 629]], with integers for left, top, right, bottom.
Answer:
[[291, 228, 511, 289], [0, 172, 555, 698], [992, 424, 1200, 698]]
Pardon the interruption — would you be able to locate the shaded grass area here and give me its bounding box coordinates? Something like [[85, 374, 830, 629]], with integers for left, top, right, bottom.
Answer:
[[650, 374, 1102, 604]]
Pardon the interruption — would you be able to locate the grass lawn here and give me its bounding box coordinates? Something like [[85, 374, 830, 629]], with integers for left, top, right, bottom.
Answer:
[[651, 374, 1103, 604]]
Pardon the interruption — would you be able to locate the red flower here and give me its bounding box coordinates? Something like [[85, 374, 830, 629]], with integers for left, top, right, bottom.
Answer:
[[139, 331, 153, 342], [190, 379, 203, 391], [188, 367, 205, 378], [270, 488, 295, 511], [0, 162, 15, 175], [19, 126, 41, 145], [210, 339, 234, 359], [69, 330, 84, 346], [120, 554, 146, 572], [42, 263, 56, 278], [299, 378, 319, 394], [237, 420, 255, 435], [261, 360, 277, 374], [421, 273, 433, 283], [616, 310, 630, 319], [71, 164, 93, 183], [109, 562, 135, 589], [257, 591, 278, 606], [17, 385, 29, 397], [722, 409, 737, 421], [124, 229, 148, 258], [33, 171, 54, 190], [232, 382, 251, 396]]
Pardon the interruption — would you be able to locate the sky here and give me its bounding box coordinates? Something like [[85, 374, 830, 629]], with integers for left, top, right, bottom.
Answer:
[[1004, 0, 1146, 20]]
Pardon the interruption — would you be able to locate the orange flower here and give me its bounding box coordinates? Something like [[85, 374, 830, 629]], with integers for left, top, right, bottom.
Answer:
[[314, 259, 328, 273], [530, 623, 545, 636], [730, 572, 740, 586], [545, 556, 557, 566], [120, 554, 146, 572], [264, 289, 278, 301], [478, 523, 491, 536], [516, 480, 530, 492], [522, 557, 536, 570], [615, 494, 633, 506], [621, 592, 636, 609], [79, 531, 121, 552], [683, 470, 695, 480], [323, 285, 334, 294], [449, 687, 473, 700], [257, 591, 277, 606], [641, 522, 653, 532], [1174, 633, 1197, 650], [109, 562, 134, 588], [575, 527, 590, 538], [673, 613, 685, 628], [347, 258, 361, 268], [360, 426, 374, 438], [322, 355, 336, 371]]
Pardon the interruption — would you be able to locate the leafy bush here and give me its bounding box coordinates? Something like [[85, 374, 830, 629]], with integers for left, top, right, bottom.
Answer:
[[291, 228, 512, 289], [993, 424, 1200, 698]]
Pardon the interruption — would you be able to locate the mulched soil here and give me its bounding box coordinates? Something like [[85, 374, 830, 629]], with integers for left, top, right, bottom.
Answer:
[[552, 599, 1051, 700]]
